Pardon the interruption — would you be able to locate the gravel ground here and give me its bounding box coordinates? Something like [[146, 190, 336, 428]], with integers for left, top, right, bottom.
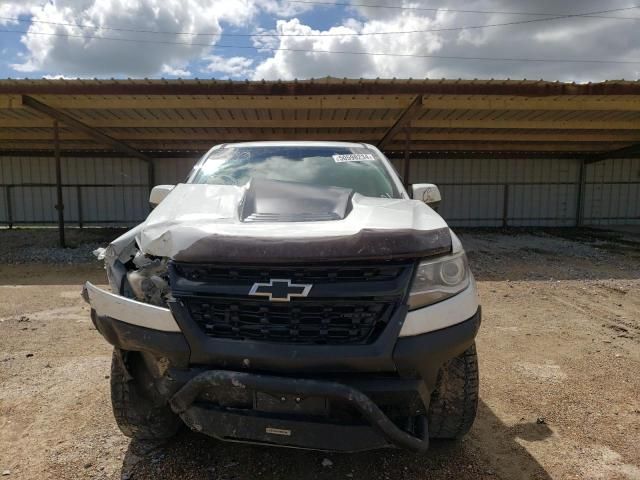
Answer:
[[0, 228, 639, 480], [0, 228, 127, 264]]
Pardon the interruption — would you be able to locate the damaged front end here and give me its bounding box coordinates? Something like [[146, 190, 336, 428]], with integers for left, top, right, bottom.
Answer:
[[84, 228, 188, 366], [82, 174, 479, 452]]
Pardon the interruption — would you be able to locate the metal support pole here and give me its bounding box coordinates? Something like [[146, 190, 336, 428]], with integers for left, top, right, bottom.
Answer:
[[576, 158, 586, 227], [53, 120, 65, 248], [502, 184, 510, 228], [403, 128, 411, 190], [76, 185, 83, 229], [148, 159, 155, 193], [5, 186, 13, 229]]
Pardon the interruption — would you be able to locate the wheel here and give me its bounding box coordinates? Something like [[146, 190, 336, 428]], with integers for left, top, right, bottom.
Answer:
[[110, 349, 181, 440], [427, 343, 479, 439]]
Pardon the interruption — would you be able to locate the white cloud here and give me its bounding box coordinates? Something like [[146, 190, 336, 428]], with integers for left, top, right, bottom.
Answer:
[[252, 0, 640, 82], [202, 55, 254, 78], [41, 74, 87, 80], [5, 0, 258, 76], [0, 0, 42, 24], [252, 14, 443, 80], [161, 64, 192, 77], [2, 0, 639, 81]]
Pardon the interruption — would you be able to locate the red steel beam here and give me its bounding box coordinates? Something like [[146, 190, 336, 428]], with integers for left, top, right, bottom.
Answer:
[[1, 79, 639, 96]]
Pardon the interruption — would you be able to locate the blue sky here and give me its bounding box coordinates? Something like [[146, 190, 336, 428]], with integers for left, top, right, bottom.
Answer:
[[0, 0, 638, 81]]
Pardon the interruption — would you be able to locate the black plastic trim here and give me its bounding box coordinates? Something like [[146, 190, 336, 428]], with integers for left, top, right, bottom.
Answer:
[[91, 311, 190, 367], [392, 307, 481, 391]]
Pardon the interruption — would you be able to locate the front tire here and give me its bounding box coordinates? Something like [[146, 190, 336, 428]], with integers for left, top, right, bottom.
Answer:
[[427, 343, 479, 439], [110, 349, 181, 440]]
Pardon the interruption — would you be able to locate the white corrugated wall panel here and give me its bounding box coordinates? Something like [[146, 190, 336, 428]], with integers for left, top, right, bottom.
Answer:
[[153, 158, 199, 185], [0, 156, 151, 226], [398, 157, 580, 227], [70, 157, 149, 224], [584, 158, 640, 225]]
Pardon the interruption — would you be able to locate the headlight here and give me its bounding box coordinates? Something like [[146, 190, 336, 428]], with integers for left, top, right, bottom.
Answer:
[[408, 251, 470, 310]]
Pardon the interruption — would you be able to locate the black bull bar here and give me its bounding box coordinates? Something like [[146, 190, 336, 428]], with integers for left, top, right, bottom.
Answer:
[[169, 370, 429, 452]]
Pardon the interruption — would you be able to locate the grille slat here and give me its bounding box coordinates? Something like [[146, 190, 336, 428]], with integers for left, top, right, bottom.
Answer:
[[174, 263, 406, 284], [183, 297, 394, 345]]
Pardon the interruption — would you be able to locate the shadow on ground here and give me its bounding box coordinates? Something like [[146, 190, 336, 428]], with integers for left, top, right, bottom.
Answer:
[[121, 400, 553, 480]]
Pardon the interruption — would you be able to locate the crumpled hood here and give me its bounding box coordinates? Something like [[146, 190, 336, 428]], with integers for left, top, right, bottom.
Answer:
[[137, 183, 451, 262]]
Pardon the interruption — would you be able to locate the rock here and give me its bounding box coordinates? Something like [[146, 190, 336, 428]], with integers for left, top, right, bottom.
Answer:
[[25, 353, 34, 358], [2, 471, 10, 476], [536, 417, 546, 425], [321, 458, 333, 467]]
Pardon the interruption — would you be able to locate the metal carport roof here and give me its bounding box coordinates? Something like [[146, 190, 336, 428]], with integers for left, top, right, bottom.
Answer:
[[1, 78, 640, 161]]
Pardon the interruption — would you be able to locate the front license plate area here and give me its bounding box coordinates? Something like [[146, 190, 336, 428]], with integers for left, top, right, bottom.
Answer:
[[255, 392, 328, 416]]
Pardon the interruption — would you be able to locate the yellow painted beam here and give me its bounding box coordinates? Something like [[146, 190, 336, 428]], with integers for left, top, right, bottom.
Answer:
[[3, 94, 640, 111], [406, 132, 640, 142], [384, 142, 632, 152], [1, 139, 631, 153], [410, 119, 640, 130], [0, 118, 396, 128], [11, 94, 413, 110], [3, 130, 640, 143], [0, 95, 22, 109], [1, 117, 639, 130], [421, 95, 640, 111]]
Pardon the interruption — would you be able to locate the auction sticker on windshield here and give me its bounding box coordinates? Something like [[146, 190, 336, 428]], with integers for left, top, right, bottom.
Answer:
[[332, 153, 376, 163]]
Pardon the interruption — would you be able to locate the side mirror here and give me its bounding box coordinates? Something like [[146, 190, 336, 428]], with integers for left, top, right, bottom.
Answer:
[[411, 183, 441, 210], [149, 185, 174, 208]]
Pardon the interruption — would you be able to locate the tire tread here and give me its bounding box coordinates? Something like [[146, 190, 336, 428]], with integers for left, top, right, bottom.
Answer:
[[110, 349, 181, 440], [427, 344, 479, 439]]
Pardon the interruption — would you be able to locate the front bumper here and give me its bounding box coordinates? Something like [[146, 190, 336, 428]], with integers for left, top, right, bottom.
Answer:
[[170, 370, 430, 451], [84, 282, 480, 451]]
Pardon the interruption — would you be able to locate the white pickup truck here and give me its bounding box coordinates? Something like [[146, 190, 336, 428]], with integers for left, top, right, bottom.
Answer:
[[84, 141, 480, 452]]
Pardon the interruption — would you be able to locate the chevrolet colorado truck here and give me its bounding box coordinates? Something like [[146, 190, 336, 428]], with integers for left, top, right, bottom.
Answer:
[[83, 141, 480, 452]]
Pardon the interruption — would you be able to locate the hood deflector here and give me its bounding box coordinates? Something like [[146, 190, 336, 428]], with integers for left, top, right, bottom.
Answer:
[[173, 227, 452, 264], [240, 179, 353, 223]]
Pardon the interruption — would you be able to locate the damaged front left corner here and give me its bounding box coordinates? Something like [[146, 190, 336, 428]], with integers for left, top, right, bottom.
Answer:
[[92, 224, 170, 308]]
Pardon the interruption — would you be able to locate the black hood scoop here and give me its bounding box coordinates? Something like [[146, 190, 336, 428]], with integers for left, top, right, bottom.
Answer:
[[240, 178, 353, 223]]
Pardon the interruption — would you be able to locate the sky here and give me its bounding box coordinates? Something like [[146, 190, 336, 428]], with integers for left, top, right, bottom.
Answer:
[[0, 0, 638, 81]]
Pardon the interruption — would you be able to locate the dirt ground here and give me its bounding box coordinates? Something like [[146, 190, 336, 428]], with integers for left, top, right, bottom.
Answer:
[[0, 228, 639, 480]]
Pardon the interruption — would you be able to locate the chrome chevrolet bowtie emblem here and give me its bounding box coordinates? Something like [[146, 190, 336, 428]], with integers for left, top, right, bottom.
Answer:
[[248, 278, 312, 302]]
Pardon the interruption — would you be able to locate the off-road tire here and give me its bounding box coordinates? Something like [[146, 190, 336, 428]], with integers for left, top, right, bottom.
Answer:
[[427, 343, 479, 439], [110, 349, 181, 440]]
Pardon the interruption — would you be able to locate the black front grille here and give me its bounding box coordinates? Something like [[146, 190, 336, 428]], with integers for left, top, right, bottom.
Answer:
[[173, 262, 408, 284], [171, 260, 415, 346], [182, 297, 396, 345]]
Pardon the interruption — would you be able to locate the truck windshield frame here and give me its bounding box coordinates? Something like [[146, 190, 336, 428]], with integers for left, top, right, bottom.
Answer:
[[189, 145, 402, 199]]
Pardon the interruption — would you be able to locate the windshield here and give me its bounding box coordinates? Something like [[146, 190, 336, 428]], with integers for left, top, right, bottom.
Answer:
[[190, 145, 401, 198]]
